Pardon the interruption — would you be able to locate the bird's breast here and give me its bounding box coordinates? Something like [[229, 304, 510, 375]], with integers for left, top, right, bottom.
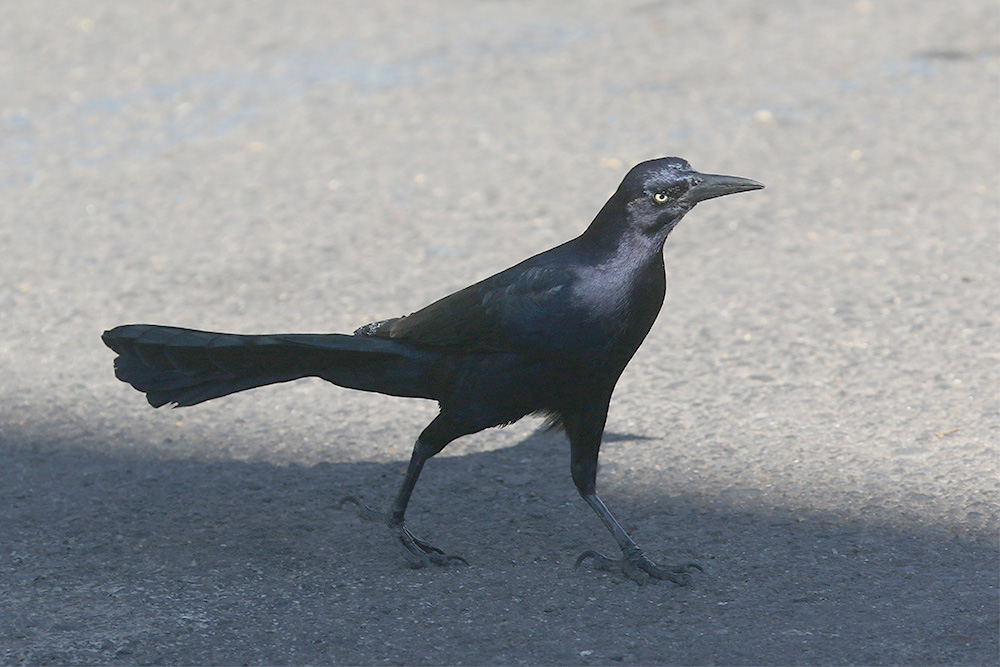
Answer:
[[563, 259, 665, 358]]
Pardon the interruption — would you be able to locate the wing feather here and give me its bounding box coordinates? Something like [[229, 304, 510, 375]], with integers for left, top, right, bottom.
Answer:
[[362, 264, 575, 352]]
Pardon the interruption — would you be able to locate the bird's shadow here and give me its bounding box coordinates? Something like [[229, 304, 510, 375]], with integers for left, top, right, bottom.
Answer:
[[2, 421, 996, 664]]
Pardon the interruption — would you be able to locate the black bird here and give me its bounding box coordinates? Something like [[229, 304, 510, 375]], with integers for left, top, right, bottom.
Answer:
[[102, 157, 762, 585]]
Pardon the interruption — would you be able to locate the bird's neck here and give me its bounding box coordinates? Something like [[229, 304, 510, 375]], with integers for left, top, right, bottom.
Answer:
[[578, 205, 671, 267]]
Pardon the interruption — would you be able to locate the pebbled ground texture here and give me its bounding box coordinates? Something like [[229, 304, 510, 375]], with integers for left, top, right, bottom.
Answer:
[[1, 1, 997, 664]]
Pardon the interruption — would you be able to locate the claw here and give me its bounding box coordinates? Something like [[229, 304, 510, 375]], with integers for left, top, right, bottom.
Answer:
[[575, 548, 700, 586], [575, 550, 612, 569], [397, 524, 469, 568]]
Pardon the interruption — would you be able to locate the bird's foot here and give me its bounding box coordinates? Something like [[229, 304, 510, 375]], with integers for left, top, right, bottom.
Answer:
[[339, 496, 469, 569], [395, 523, 469, 569], [575, 548, 701, 586]]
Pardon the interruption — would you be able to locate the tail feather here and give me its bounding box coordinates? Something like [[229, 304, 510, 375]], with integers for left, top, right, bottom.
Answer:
[[102, 324, 439, 407]]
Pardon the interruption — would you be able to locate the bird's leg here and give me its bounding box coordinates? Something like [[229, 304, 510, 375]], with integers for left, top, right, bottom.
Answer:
[[387, 440, 469, 567], [574, 492, 701, 586], [342, 415, 468, 568], [565, 403, 700, 586]]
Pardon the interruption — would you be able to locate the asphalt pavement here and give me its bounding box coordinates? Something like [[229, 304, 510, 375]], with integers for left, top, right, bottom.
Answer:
[[1, 1, 998, 664]]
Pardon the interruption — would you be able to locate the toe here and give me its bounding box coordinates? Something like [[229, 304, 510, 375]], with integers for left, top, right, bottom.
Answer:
[[622, 560, 650, 586], [576, 548, 699, 586], [396, 526, 468, 567], [428, 552, 470, 567], [339, 495, 384, 522], [575, 550, 611, 570], [637, 558, 701, 586]]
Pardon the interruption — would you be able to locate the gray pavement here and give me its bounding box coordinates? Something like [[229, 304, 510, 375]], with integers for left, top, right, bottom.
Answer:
[[2, 1, 998, 664]]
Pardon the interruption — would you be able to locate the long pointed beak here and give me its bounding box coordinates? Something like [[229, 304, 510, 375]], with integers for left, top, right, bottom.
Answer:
[[687, 173, 764, 203]]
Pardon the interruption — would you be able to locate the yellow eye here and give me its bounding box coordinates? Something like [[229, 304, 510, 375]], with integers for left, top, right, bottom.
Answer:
[[653, 192, 669, 203]]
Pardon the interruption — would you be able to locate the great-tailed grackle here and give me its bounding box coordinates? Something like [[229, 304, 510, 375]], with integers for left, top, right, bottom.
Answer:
[[102, 157, 762, 585]]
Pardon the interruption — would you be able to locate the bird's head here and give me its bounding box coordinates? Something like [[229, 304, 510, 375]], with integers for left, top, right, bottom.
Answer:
[[607, 157, 763, 237]]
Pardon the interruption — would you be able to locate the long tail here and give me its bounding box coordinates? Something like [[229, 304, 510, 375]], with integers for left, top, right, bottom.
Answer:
[[102, 324, 442, 407]]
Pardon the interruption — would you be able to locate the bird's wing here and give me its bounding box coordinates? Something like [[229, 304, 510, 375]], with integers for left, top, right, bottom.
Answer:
[[369, 264, 575, 352]]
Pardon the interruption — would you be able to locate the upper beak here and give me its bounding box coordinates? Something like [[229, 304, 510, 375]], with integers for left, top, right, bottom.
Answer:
[[687, 172, 764, 203]]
